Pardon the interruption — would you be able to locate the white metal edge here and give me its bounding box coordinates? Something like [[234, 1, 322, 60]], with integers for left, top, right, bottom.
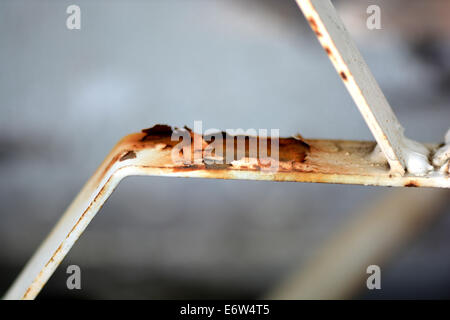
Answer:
[[295, 0, 407, 175], [3, 139, 448, 299]]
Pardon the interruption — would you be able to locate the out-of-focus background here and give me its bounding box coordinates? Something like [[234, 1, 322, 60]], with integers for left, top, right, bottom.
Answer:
[[0, 0, 449, 299]]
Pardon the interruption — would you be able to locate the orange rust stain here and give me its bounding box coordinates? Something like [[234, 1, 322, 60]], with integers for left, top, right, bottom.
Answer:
[[324, 46, 332, 56], [99, 153, 122, 184], [205, 162, 232, 170], [141, 124, 173, 141], [340, 71, 348, 81], [34, 175, 115, 298], [23, 129, 321, 299], [167, 135, 311, 173], [23, 287, 32, 299], [67, 182, 109, 238], [44, 244, 63, 268], [405, 182, 419, 188], [171, 164, 203, 172], [308, 17, 322, 37], [106, 126, 315, 183], [119, 150, 136, 161]]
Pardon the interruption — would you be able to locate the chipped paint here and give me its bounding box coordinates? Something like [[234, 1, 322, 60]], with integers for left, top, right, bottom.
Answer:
[[432, 128, 450, 174], [119, 150, 137, 161], [4, 125, 449, 300]]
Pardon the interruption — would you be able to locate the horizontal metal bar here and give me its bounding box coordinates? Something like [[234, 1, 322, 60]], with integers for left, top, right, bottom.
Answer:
[[4, 126, 449, 300]]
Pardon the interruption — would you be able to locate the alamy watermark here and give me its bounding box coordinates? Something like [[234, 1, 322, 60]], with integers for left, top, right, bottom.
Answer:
[[66, 265, 81, 290], [66, 5, 81, 30], [66, 4, 381, 32], [366, 265, 381, 290], [366, 5, 381, 30]]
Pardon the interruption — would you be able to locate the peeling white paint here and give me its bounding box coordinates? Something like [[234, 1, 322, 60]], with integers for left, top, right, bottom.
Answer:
[[401, 137, 433, 176], [370, 131, 434, 176], [432, 128, 450, 174], [372, 128, 450, 175]]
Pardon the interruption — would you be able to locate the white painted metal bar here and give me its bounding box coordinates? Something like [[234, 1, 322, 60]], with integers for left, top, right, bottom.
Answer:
[[295, 0, 407, 175], [3, 130, 449, 300], [3, 2, 449, 300]]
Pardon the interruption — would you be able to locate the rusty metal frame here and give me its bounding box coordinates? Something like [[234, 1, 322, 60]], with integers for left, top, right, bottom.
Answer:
[[3, 0, 449, 299], [4, 130, 449, 299]]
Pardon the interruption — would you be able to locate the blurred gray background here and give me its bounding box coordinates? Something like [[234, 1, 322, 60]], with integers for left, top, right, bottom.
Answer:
[[0, 0, 449, 299]]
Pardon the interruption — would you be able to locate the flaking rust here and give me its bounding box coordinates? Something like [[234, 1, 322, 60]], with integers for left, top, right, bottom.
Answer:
[[135, 125, 310, 171], [116, 125, 448, 187], [6, 0, 450, 300], [5, 126, 449, 302], [141, 124, 173, 141], [119, 151, 136, 162]]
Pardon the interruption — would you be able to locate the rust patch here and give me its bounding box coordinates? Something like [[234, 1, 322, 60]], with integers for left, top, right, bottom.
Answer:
[[324, 46, 332, 56], [141, 124, 173, 141], [23, 287, 32, 299], [205, 162, 232, 170], [98, 153, 122, 184], [340, 71, 348, 81], [120, 150, 136, 161], [405, 181, 419, 188], [171, 164, 204, 172], [168, 131, 311, 170], [39, 175, 115, 296], [308, 17, 322, 37]]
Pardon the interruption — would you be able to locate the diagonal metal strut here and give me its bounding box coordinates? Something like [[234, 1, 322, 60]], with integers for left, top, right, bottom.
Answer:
[[295, 0, 408, 175]]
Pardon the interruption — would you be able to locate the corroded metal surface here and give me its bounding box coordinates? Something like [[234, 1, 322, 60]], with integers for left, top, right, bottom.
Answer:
[[109, 126, 446, 187], [3, 0, 449, 301], [4, 126, 449, 300]]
